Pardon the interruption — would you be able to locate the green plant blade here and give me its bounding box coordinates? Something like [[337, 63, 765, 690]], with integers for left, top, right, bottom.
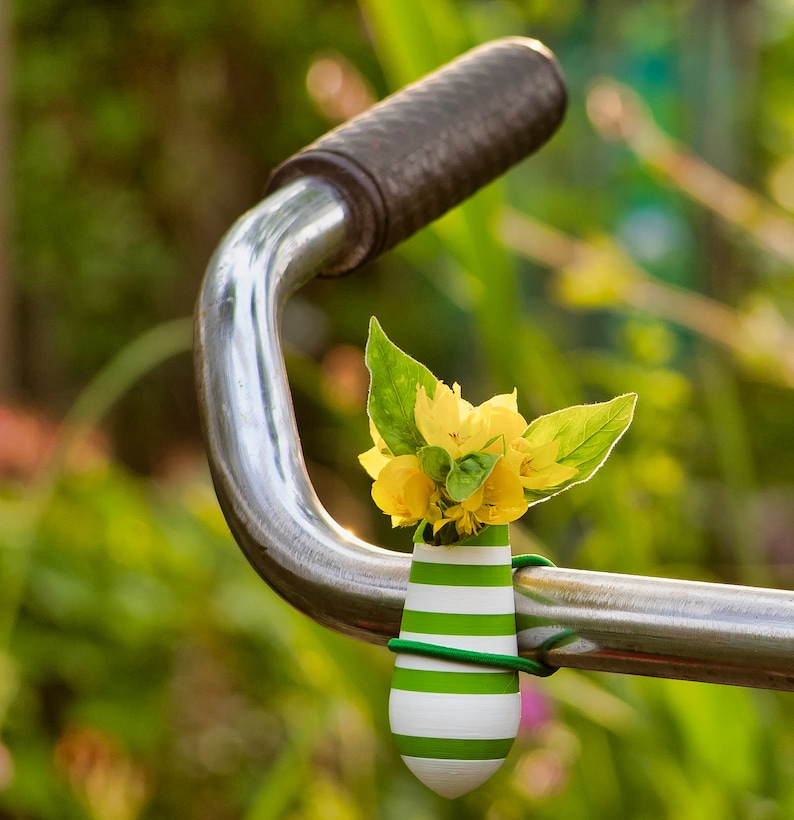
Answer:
[[522, 393, 637, 505], [418, 445, 454, 483], [365, 317, 438, 456], [446, 452, 501, 502]]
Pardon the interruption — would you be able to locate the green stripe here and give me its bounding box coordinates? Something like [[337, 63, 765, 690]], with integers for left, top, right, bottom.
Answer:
[[393, 734, 515, 760], [408, 561, 512, 587], [415, 523, 509, 548], [400, 610, 516, 636], [392, 667, 519, 694]]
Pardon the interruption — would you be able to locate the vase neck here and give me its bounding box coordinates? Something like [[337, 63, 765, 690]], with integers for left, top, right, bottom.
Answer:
[[414, 523, 509, 547]]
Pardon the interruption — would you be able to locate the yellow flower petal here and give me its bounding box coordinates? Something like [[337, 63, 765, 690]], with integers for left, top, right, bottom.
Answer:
[[358, 445, 391, 480], [358, 418, 393, 479], [449, 462, 530, 533], [415, 382, 472, 458], [415, 380, 528, 460], [461, 485, 485, 512], [483, 461, 527, 510], [484, 406, 528, 452], [486, 389, 519, 413], [507, 438, 579, 491], [370, 454, 435, 527], [526, 439, 560, 469], [403, 473, 436, 519], [521, 462, 579, 490]]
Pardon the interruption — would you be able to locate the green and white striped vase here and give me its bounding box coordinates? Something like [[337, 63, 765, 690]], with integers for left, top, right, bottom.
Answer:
[[389, 524, 520, 799]]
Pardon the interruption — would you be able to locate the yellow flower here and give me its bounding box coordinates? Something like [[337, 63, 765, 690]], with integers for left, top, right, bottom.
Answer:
[[370, 454, 436, 528], [505, 438, 578, 491], [432, 461, 528, 538], [360, 378, 578, 542], [414, 382, 528, 460]]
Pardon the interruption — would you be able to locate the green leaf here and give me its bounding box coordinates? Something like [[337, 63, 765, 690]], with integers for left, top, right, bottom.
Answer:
[[521, 393, 637, 505], [418, 446, 453, 483], [365, 317, 438, 456], [446, 452, 501, 502]]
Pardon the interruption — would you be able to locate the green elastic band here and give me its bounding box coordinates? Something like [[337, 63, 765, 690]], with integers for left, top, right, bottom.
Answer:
[[511, 553, 557, 569], [389, 553, 565, 678], [388, 638, 557, 678]]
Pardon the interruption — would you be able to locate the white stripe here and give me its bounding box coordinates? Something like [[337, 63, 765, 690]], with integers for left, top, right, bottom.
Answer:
[[389, 689, 520, 740], [397, 632, 518, 655], [404, 583, 515, 615], [412, 544, 512, 566], [394, 654, 505, 674], [400, 756, 507, 799]]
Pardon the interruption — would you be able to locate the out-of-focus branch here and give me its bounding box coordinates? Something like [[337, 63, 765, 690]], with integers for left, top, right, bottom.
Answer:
[[498, 77, 794, 388], [499, 208, 794, 388], [586, 78, 794, 264]]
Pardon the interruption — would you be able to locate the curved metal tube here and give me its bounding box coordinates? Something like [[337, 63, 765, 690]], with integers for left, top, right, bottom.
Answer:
[[195, 179, 408, 643], [196, 179, 794, 690]]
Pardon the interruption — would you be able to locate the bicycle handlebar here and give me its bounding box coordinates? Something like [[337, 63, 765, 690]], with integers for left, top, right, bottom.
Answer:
[[266, 37, 566, 274], [195, 40, 794, 691]]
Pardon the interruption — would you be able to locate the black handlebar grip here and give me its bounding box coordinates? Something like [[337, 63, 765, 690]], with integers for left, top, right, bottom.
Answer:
[[265, 37, 566, 275]]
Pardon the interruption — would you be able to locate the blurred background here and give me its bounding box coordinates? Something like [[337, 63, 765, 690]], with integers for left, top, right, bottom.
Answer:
[[3, 0, 794, 817]]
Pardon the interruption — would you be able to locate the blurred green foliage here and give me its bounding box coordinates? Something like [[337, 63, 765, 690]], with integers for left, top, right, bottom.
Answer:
[[6, 0, 794, 817]]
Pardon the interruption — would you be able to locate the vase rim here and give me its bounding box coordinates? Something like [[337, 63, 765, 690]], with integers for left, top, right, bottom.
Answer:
[[413, 522, 509, 547]]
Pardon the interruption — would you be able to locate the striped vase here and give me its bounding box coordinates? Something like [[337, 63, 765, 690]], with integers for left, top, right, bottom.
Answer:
[[389, 524, 520, 799]]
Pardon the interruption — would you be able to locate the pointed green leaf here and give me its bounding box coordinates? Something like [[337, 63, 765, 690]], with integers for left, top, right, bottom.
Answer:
[[446, 452, 501, 502], [365, 317, 438, 456], [418, 446, 454, 483], [521, 393, 637, 505]]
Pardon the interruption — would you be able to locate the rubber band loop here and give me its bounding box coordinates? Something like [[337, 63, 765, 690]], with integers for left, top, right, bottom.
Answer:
[[511, 553, 556, 569], [387, 626, 575, 678], [388, 638, 557, 677], [389, 553, 567, 678]]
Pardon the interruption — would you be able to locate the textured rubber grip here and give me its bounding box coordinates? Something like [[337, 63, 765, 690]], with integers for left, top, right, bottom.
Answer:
[[266, 37, 566, 274]]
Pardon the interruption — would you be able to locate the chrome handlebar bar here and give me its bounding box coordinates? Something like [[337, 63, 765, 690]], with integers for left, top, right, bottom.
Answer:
[[195, 178, 794, 691]]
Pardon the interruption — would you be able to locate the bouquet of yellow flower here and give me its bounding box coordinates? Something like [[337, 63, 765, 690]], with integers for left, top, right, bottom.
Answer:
[[359, 318, 635, 799], [360, 317, 636, 546]]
